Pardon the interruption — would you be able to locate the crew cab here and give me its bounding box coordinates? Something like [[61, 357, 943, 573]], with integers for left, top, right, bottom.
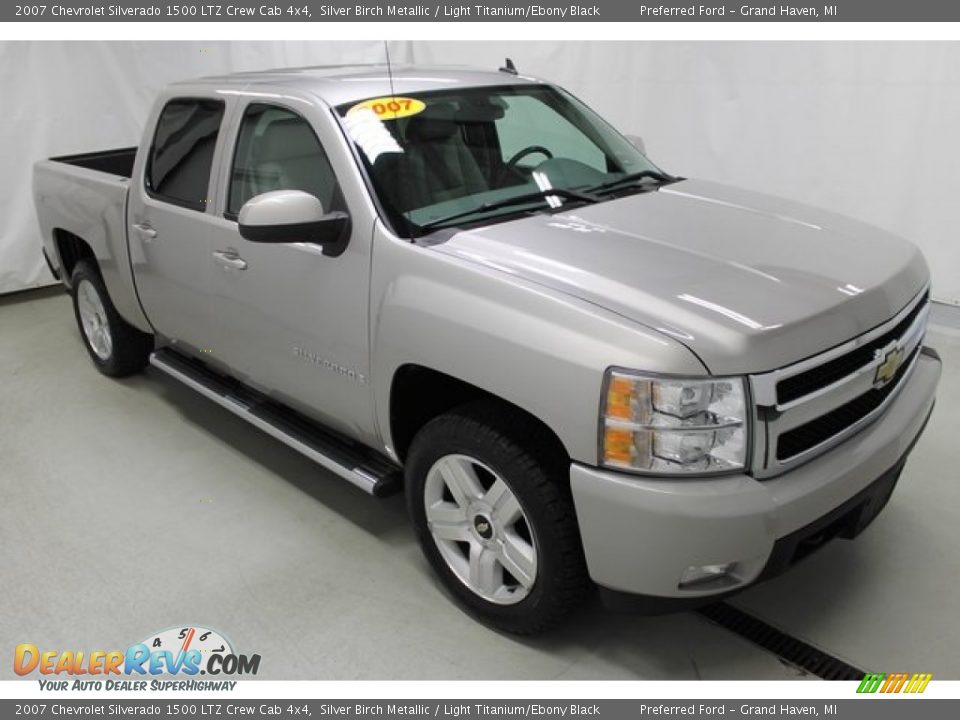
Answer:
[[33, 63, 940, 633]]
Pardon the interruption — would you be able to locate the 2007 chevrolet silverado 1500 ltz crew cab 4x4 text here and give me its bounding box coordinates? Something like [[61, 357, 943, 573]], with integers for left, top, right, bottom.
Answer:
[[33, 63, 941, 633]]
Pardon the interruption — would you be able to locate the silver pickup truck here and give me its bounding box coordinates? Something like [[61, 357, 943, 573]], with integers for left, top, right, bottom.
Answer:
[[33, 63, 940, 633]]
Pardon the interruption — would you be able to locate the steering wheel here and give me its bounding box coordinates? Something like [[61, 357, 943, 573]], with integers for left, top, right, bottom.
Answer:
[[497, 145, 554, 186], [505, 145, 554, 171]]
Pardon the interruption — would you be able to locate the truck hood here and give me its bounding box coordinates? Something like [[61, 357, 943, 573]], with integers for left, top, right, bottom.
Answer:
[[433, 179, 928, 374]]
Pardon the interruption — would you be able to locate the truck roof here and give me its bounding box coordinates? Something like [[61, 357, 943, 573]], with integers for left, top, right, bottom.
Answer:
[[173, 64, 544, 107]]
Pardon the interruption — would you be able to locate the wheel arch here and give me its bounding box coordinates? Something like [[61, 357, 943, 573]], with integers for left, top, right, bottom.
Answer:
[[52, 228, 96, 287], [389, 364, 571, 468], [51, 228, 153, 334]]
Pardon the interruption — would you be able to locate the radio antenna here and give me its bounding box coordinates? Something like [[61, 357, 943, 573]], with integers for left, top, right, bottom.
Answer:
[[383, 40, 397, 98]]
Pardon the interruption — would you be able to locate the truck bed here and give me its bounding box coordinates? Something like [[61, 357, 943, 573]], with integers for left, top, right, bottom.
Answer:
[[49, 147, 137, 178], [33, 148, 152, 332]]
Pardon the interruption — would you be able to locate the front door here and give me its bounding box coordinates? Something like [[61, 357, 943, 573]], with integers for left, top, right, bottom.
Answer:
[[204, 102, 374, 440]]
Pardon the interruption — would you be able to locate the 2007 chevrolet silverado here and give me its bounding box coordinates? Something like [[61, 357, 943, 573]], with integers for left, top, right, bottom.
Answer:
[[33, 63, 940, 633]]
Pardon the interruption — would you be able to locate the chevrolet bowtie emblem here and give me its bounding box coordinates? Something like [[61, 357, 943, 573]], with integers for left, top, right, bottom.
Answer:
[[875, 345, 905, 387]]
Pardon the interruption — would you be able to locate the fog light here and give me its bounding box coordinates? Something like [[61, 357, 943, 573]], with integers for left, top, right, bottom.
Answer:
[[679, 562, 736, 589]]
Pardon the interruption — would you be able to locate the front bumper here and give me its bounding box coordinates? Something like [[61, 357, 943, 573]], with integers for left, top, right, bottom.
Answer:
[[570, 348, 941, 604]]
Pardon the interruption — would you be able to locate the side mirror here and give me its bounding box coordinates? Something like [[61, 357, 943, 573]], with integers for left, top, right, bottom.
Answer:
[[624, 134, 646, 155], [238, 190, 350, 257]]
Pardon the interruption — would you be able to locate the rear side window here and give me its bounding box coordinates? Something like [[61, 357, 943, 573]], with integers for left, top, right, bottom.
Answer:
[[146, 98, 225, 211]]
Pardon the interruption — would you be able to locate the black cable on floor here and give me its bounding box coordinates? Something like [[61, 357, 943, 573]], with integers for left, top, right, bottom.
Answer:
[[697, 602, 868, 680]]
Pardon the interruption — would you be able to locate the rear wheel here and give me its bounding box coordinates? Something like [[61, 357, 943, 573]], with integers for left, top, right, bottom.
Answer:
[[406, 402, 590, 633], [71, 260, 153, 377]]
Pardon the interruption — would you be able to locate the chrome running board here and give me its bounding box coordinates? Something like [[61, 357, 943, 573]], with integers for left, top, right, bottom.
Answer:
[[149, 348, 401, 497]]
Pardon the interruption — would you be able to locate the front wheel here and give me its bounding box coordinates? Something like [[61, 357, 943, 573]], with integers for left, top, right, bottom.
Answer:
[[71, 260, 153, 377], [406, 402, 590, 634]]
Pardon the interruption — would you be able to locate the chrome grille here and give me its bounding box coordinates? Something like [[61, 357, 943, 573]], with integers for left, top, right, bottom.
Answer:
[[775, 291, 928, 405], [750, 288, 929, 477]]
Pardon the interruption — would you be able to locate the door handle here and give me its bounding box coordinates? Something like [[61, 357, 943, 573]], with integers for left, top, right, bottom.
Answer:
[[133, 223, 157, 241], [212, 250, 248, 271]]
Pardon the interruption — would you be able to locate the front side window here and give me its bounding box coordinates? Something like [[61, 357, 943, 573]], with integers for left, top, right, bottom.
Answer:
[[228, 103, 341, 218], [146, 98, 224, 211], [336, 84, 671, 236]]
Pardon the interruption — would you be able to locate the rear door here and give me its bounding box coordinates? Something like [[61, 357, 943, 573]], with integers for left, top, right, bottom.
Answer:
[[128, 97, 226, 352]]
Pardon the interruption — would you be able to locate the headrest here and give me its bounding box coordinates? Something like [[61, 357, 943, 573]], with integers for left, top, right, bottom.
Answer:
[[258, 118, 319, 161], [405, 104, 458, 143], [456, 98, 506, 122]]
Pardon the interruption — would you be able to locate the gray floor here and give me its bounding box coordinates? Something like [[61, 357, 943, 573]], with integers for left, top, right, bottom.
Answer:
[[1, 289, 957, 680]]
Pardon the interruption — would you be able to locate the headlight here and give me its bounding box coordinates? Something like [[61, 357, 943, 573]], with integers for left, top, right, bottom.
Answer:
[[600, 370, 749, 475]]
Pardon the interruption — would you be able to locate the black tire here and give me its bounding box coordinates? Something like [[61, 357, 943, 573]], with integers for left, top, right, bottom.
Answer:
[[70, 260, 153, 377], [406, 400, 590, 634]]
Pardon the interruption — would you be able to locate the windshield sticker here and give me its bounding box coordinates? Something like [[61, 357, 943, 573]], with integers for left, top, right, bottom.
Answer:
[[347, 96, 426, 121], [342, 109, 403, 163]]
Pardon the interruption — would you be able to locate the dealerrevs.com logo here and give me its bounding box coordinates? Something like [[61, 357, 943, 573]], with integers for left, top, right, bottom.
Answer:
[[14, 626, 260, 691]]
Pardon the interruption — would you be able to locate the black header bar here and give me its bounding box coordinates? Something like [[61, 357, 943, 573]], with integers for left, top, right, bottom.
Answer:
[[5, 1, 960, 23]]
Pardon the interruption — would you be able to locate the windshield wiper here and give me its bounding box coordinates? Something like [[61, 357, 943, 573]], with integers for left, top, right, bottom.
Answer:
[[585, 170, 680, 195], [417, 188, 600, 232]]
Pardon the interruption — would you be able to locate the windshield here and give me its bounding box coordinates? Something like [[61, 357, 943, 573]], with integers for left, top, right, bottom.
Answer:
[[336, 84, 671, 236]]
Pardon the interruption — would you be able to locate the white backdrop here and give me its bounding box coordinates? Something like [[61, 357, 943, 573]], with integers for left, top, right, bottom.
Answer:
[[2, 41, 958, 305], [0, 41, 387, 295]]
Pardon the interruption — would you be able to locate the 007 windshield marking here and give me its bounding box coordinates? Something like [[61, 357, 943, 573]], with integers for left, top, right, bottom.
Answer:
[[336, 84, 672, 236]]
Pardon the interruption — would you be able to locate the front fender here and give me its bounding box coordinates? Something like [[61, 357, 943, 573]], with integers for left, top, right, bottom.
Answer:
[[370, 228, 707, 465]]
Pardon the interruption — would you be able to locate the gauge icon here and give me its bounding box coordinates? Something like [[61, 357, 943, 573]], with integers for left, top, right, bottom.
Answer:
[[141, 625, 233, 666]]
